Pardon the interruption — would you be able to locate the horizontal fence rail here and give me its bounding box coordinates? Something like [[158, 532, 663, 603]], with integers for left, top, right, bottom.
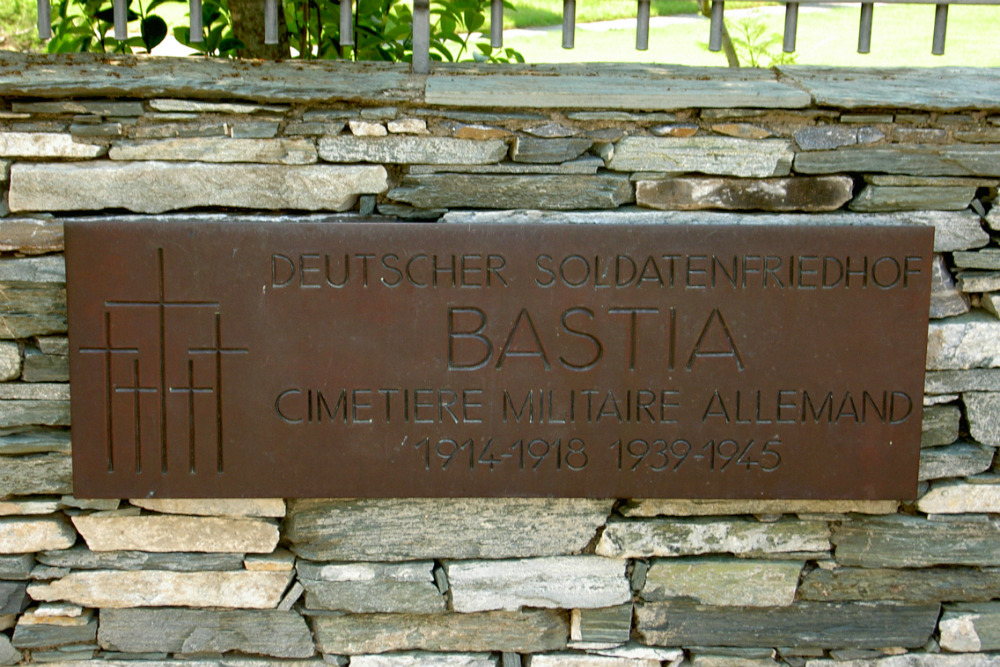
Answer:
[[34, 0, 1000, 72]]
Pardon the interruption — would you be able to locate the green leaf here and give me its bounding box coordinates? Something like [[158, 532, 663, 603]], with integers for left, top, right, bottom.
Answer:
[[217, 35, 244, 53], [93, 7, 139, 22], [140, 13, 167, 49]]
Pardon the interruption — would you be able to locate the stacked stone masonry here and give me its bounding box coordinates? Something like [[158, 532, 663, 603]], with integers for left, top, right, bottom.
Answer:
[[0, 54, 999, 667]]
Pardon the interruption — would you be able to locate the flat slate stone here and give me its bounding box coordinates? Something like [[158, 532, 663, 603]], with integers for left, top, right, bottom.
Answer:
[[36, 545, 243, 571], [408, 156, 603, 175], [637, 176, 852, 212], [128, 498, 286, 518], [109, 138, 317, 164], [445, 556, 630, 612], [0, 553, 35, 580], [833, 514, 1000, 567], [510, 137, 592, 164], [0, 54, 421, 103], [849, 185, 976, 212], [642, 557, 803, 606], [22, 350, 69, 382], [597, 518, 829, 559], [0, 582, 27, 614], [0, 256, 65, 283], [0, 452, 72, 497], [927, 312, 1000, 370], [922, 404, 961, 447], [319, 136, 507, 165], [72, 513, 278, 553], [927, 370, 1000, 394], [607, 137, 794, 177], [0, 430, 71, 455], [570, 604, 633, 645], [957, 271, 1000, 293], [0, 516, 75, 554], [635, 600, 939, 649], [9, 161, 387, 214], [285, 498, 613, 561], [778, 67, 1000, 111], [806, 653, 1000, 667], [800, 565, 1000, 603], [0, 399, 70, 428], [919, 442, 996, 481], [0, 635, 19, 666], [310, 609, 568, 654], [930, 254, 971, 319], [298, 561, 445, 614], [0, 218, 64, 254], [388, 174, 633, 210], [426, 65, 810, 110], [917, 481, 1000, 514], [795, 144, 1000, 177], [0, 132, 105, 158], [966, 392, 1000, 446], [955, 249, 1000, 270], [793, 126, 864, 151], [12, 616, 96, 648], [620, 499, 897, 517], [27, 570, 293, 609], [12, 100, 145, 116], [939, 602, 1000, 651], [149, 99, 287, 114], [98, 608, 314, 658], [531, 654, 658, 667], [350, 653, 498, 667]]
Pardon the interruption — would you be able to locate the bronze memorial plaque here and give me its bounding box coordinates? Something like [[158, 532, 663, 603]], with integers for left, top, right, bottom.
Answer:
[[66, 219, 933, 499]]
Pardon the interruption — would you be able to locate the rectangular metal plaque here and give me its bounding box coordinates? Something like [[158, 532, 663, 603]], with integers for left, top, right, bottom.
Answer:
[[66, 219, 933, 499]]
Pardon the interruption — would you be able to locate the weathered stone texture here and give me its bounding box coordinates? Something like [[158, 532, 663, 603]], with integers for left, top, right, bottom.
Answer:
[[0, 582, 27, 614], [351, 653, 497, 667], [297, 561, 445, 613], [128, 498, 286, 518], [0, 430, 71, 456], [0, 452, 72, 497], [11, 615, 96, 648], [930, 254, 971, 319], [939, 603, 1000, 652], [0, 132, 105, 158], [0, 218, 64, 254], [620, 499, 897, 517], [311, 609, 568, 654], [923, 404, 961, 446], [37, 545, 243, 571], [635, 600, 939, 649], [27, 570, 293, 608], [799, 566, 1000, 603], [596, 518, 830, 559], [806, 653, 1000, 667], [955, 249, 1000, 270], [928, 370, 1000, 394], [285, 498, 613, 561], [98, 608, 314, 658], [319, 136, 507, 164], [389, 174, 633, 210], [927, 313, 1000, 370], [833, 515, 1000, 567], [849, 185, 976, 212], [530, 654, 658, 667], [795, 145, 1000, 176], [445, 557, 630, 612], [919, 443, 996, 481], [607, 137, 794, 177], [109, 138, 317, 164], [0, 516, 75, 554], [966, 392, 1000, 446], [0, 634, 19, 666], [958, 272, 1000, 293], [637, 176, 852, 212], [72, 513, 279, 553], [641, 557, 802, 606], [510, 137, 592, 163], [0, 554, 34, 580], [8, 162, 388, 213], [917, 481, 1000, 514], [570, 604, 632, 645]]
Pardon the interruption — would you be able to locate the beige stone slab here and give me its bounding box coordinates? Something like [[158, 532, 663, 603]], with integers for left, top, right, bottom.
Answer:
[[530, 654, 660, 667], [72, 513, 278, 553], [109, 138, 317, 165], [27, 570, 292, 608], [642, 557, 803, 606], [608, 137, 794, 178], [244, 548, 295, 572], [621, 499, 898, 517], [917, 481, 1000, 514], [128, 498, 285, 518], [0, 132, 105, 158], [9, 161, 387, 214], [0, 516, 75, 554], [0, 498, 60, 516]]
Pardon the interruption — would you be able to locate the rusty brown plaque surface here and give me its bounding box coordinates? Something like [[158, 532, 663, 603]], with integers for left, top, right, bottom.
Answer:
[[66, 219, 933, 499]]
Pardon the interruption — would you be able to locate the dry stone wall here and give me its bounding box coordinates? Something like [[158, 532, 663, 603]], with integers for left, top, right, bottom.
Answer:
[[0, 55, 999, 667]]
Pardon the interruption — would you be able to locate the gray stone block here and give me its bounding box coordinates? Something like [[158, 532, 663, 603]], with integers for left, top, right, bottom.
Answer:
[[799, 566, 1000, 603], [966, 392, 1000, 445], [919, 442, 995, 480], [0, 430, 71, 455], [927, 312, 1000, 371], [319, 136, 507, 165], [833, 514, 1000, 567], [795, 145, 1000, 177], [930, 254, 971, 319], [642, 557, 803, 606], [510, 137, 592, 164], [0, 452, 72, 496], [12, 616, 96, 648], [636, 176, 852, 212], [608, 137, 794, 177], [922, 404, 961, 447], [298, 561, 445, 614], [0, 582, 26, 614], [940, 602, 1000, 651], [109, 137, 316, 164], [849, 185, 976, 212], [37, 545, 243, 571], [389, 174, 633, 210]]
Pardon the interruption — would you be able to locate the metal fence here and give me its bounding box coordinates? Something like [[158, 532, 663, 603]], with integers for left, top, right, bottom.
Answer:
[[33, 0, 999, 72]]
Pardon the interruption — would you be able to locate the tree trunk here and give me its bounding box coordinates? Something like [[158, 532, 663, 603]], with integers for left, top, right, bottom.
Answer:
[[228, 0, 290, 59]]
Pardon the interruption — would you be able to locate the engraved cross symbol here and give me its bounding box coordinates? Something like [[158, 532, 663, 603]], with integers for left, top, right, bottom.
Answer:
[[114, 358, 157, 474]]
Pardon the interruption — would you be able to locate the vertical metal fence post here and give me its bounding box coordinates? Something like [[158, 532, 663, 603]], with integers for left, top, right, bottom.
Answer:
[[562, 0, 575, 49], [340, 0, 354, 58], [709, 0, 724, 52], [413, 0, 431, 73], [264, 0, 278, 44], [113, 0, 127, 40], [858, 2, 873, 53], [636, 0, 650, 50], [932, 3, 948, 54], [783, 2, 799, 52], [189, 0, 203, 42], [37, 0, 51, 38], [491, 0, 503, 48]]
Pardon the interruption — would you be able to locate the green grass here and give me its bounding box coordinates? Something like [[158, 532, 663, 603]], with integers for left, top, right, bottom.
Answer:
[[499, 3, 1000, 67], [502, 0, 701, 28]]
